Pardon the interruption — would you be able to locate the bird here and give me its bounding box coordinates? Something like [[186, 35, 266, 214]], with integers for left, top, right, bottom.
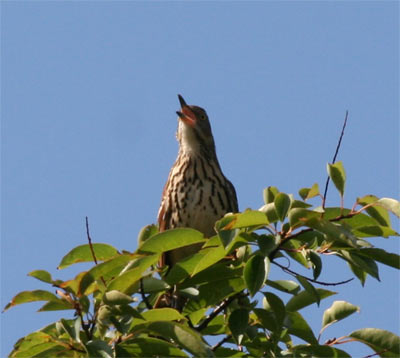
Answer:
[[158, 94, 238, 270]]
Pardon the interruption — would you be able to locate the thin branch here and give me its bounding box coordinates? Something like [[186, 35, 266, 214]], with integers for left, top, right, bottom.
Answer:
[[272, 261, 353, 286], [211, 334, 232, 351], [196, 293, 244, 332], [322, 110, 349, 209], [85, 216, 107, 286], [139, 278, 153, 310], [361, 350, 389, 358], [86, 216, 98, 265]]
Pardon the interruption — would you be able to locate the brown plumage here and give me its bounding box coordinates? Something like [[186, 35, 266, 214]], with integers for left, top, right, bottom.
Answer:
[[158, 95, 238, 273], [155, 95, 238, 310]]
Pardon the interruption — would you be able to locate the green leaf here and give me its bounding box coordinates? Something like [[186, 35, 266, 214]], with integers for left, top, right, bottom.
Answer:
[[327, 161, 346, 197], [296, 275, 320, 306], [253, 308, 278, 332], [263, 292, 286, 327], [274, 193, 291, 221], [28, 270, 55, 284], [288, 208, 319, 229], [259, 203, 279, 223], [137, 224, 159, 246], [103, 290, 135, 305], [263, 186, 279, 204], [106, 254, 160, 294], [244, 255, 270, 297], [229, 309, 249, 344], [357, 248, 400, 269], [38, 299, 75, 312], [79, 254, 133, 295], [266, 279, 300, 295], [138, 228, 205, 254], [192, 245, 226, 276], [284, 311, 318, 344], [339, 251, 380, 281], [304, 217, 358, 248], [292, 344, 351, 358], [3, 290, 60, 312], [353, 225, 398, 238], [85, 340, 113, 358], [322, 300, 360, 331], [58, 243, 118, 269], [357, 195, 391, 227], [299, 183, 320, 200], [116, 337, 188, 358], [59, 318, 80, 342], [376, 198, 400, 218], [286, 289, 337, 312], [196, 277, 246, 307], [349, 328, 400, 356], [257, 235, 279, 256], [218, 210, 269, 230], [309, 251, 322, 280], [141, 308, 185, 322], [132, 321, 213, 357]]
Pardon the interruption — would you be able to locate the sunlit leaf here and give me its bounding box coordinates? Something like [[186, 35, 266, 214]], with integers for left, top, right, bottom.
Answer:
[[28, 270, 55, 284], [263, 186, 279, 204], [58, 243, 118, 269], [357, 195, 391, 227], [322, 300, 360, 331], [286, 289, 337, 312], [3, 290, 60, 312], [339, 251, 380, 281], [349, 328, 400, 356], [137, 224, 159, 247], [138, 228, 205, 254], [103, 290, 135, 305], [266, 279, 300, 295], [327, 161, 346, 197], [288, 208, 319, 229], [106, 254, 160, 294], [299, 183, 320, 200], [192, 245, 226, 276], [115, 337, 188, 358], [259, 203, 279, 223], [79, 254, 133, 295], [376, 198, 400, 218], [141, 308, 185, 322]]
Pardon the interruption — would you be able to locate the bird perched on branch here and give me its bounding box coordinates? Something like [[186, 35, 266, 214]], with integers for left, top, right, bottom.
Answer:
[[158, 94, 238, 272]]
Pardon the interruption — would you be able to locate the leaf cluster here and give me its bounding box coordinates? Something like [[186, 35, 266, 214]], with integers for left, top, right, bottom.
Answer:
[[5, 162, 400, 357]]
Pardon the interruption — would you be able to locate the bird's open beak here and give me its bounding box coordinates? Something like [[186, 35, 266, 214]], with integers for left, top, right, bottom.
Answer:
[[177, 94, 196, 127]]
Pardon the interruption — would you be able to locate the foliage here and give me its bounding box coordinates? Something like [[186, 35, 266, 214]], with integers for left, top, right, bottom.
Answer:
[[4, 162, 400, 358]]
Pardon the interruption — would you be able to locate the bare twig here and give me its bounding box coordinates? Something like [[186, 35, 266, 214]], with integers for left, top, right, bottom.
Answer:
[[86, 216, 98, 265], [196, 293, 244, 332], [361, 350, 389, 358], [85, 217, 107, 286], [211, 334, 232, 351], [272, 261, 353, 286], [322, 111, 349, 209], [139, 278, 153, 310]]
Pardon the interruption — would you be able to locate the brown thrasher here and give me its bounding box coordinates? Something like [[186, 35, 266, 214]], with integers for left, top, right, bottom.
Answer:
[[156, 95, 238, 308]]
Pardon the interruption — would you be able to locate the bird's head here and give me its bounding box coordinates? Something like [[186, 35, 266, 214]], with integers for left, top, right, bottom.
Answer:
[[176, 94, 216, 156]]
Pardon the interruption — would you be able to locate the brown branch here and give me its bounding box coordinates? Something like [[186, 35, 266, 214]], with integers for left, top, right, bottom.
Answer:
[[85, 216, 107, 286], [322, 110, 349, 209], [361, 350, 389, 358], [196, 293, 244, 332], [272, 261, 353, 286], [212, 334, 233, 351]]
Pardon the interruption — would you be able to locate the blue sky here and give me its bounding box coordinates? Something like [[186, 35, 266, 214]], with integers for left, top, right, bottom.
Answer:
[[1, 1, 398, 356]]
